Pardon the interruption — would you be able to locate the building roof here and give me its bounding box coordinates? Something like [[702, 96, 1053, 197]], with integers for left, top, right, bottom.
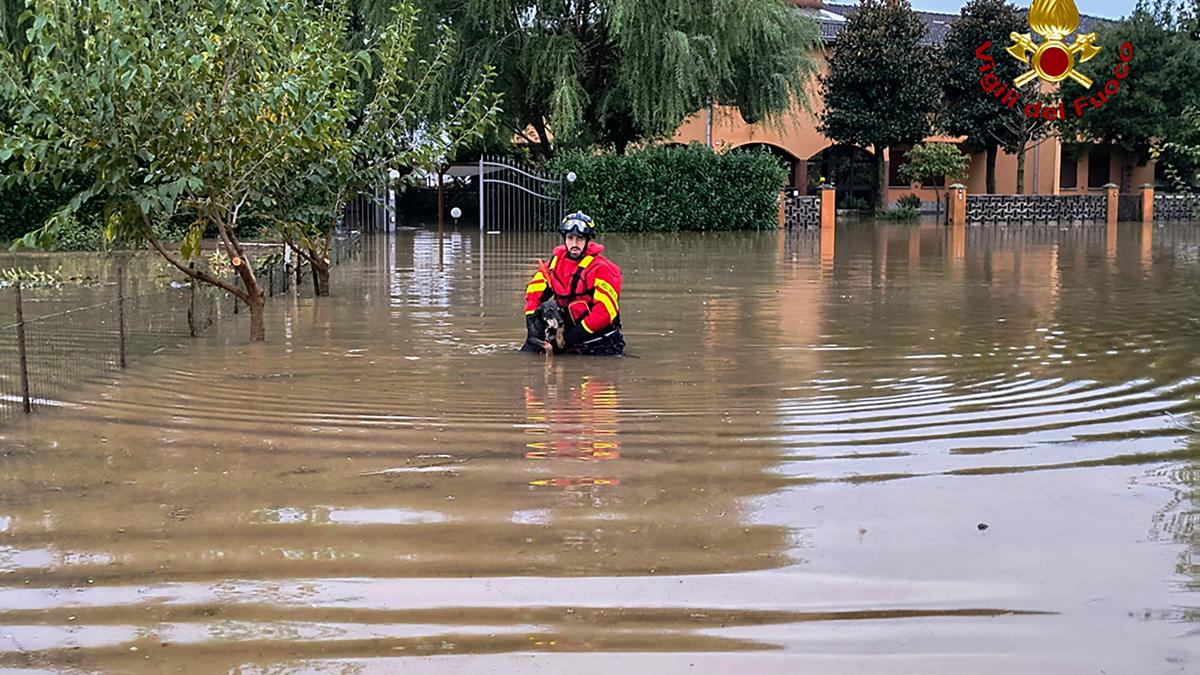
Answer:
[[818, 2, 1113, 46]]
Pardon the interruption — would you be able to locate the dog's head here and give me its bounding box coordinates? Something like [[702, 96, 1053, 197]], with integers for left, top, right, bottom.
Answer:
[[538, 300, 565, 330], [529, 300, 566, 343]]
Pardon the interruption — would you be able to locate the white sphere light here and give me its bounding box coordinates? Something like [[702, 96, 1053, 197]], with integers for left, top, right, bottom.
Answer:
[[566, 171, 577, 183], [450, 207, 462, 219]]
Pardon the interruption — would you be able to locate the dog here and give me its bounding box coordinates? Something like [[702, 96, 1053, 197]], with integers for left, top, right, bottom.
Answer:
[[524, 299, 567, 353]]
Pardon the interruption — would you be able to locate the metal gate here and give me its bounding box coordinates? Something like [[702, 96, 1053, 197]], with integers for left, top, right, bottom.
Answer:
[[478, 155, 574, 232], [1117, 193, 1142, 222]]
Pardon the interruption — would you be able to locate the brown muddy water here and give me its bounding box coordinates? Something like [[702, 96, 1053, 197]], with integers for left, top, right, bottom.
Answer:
[[1, 223, 1198, 674]]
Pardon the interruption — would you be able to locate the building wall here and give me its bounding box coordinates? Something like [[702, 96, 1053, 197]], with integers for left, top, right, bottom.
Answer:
[[669, 47, 1154, 203]]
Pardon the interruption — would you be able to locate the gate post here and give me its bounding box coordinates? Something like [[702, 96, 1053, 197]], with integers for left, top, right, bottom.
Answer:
[[478, 156, 485, 232], [1140, 183, 1154, 224]]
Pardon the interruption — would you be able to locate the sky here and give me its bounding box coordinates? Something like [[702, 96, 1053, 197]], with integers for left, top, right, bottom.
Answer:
[[908, 0, 1140, 20]]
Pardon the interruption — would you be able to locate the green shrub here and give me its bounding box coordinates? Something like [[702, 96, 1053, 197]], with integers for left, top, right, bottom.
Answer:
[[840, 195, 870, 212], [875, 206, 919, 221], [547, 143, 786, 232], [897, 193, 922, 210]]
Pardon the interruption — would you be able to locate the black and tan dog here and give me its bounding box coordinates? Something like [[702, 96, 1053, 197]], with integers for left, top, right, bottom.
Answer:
[[521, 300, 567, 354]]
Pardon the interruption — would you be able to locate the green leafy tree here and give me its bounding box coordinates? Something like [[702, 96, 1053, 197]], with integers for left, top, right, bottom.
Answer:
[[1061, 0, 1200, 189], [1152, 106, 1200, 192], [413, 0, 820, 157], [274, 3, 499, 296], [898, 142, 969, 217], [995, 89, 1056, 194], [819, 0, 941, 208], [940, 0, 1025, 194], [1, 0, 359, 341], [1, 0, 495, 338]]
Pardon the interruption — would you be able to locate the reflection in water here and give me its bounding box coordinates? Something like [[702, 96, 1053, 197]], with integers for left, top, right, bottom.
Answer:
[[0, 224, 1198, 671]]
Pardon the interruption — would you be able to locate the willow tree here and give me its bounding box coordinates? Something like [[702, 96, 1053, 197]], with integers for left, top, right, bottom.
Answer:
[[413, 0, 820, 156]]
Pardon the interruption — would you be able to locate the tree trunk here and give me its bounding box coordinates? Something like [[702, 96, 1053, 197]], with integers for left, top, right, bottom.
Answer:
[[247, 289, 266, 342], [218, 214, 267, 343], [985, 144, 998, 194], [873, 145, 885, 209], [316, 262, 330, 296], [309, 256, 330, 297], [1016, 144, 1027, 195], [530, 117, 554, 160]]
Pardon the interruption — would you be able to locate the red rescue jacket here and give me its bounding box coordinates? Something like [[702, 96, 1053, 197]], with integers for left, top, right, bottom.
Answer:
[[524, 241, 622, 335]]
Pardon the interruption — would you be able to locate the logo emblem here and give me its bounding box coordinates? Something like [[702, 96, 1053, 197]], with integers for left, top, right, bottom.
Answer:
[[1006, 0, 1101, 87]]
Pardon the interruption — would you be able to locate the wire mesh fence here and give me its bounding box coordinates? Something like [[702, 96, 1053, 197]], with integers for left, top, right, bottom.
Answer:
[[0, 232, 362, 425]]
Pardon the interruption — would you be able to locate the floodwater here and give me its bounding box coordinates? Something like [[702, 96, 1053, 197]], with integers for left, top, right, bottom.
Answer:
[[1, 223, 1198, 673]]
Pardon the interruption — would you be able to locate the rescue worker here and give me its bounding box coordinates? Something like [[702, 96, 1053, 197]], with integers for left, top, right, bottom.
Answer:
[[522, 211, 625, 356]]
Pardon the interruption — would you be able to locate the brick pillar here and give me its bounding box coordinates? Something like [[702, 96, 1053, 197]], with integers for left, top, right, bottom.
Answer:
[[948, 183, 967, 227], [1140, 183, 1154, 224], [819, 184, 836, 229], [1104, 182, 1118, 225], [778, 190, 787, 229]]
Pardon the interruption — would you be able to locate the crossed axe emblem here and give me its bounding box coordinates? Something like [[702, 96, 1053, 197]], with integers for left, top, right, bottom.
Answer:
[[1006, 0, 1101, 88]]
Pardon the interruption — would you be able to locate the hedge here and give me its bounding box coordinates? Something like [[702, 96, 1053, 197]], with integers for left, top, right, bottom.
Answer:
[[547, 143, 786, 232]]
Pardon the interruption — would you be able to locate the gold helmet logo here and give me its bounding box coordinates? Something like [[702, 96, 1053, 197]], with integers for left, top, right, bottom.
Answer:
[[1007, 0, 1101, 88]]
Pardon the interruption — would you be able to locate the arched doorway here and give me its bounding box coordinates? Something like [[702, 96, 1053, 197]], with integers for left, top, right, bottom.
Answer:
[[734, 143, 802, 188], [806, 145, 875, 208]]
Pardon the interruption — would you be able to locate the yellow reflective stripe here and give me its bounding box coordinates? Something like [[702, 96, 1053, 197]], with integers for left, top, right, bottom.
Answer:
[[549, 256, 558, 270], [579, 255, 594, 268], [594, 278, 619, 305], [581, 318, 595, 334], [531, 271, 545, 282], [525, 309, 536, 315], [593, 288, 617, 318], [526, 282, 547, 293]]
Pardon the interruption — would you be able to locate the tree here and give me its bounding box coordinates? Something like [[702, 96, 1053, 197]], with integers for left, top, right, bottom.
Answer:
[[819, 0, 941, 208], [1, 0, 495, 338], [413, 0, 821, 157], [940, 0, 1025, 194], [898, 142, 970, 218], [1152, 106, 1200, 192], [274, 3, 499, 296], [1061, 0, 1200, 189], [994, 89, 1056, 194]]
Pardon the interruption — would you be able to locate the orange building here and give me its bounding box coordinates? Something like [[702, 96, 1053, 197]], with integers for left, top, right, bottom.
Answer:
[[670, 0, 1154, 209]]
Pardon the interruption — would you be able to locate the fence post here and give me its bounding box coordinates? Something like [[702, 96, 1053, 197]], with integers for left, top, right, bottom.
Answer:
[[1140, 183, 1154, 224], [778, 190, 787, 229], [116, 263, 127, 369], [948, 183, 967, 227], [1104, 183, 1119, 226], [819, 184, 836, 229], [188, 263, 197, 337], [14, 280, 31, 414], [269, 267, 275, 298]]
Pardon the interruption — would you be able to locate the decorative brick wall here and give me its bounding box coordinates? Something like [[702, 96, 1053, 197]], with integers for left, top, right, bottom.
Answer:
[[1154, 194, 1200, 221], [783, 191, 821, 228], [965, 194, 1107, 224]]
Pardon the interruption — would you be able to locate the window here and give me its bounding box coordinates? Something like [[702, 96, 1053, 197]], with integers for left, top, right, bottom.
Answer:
[[1060, 147, 1077, 189], [921, 174, 946, 188], [1087, 148, 1111, 188]]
